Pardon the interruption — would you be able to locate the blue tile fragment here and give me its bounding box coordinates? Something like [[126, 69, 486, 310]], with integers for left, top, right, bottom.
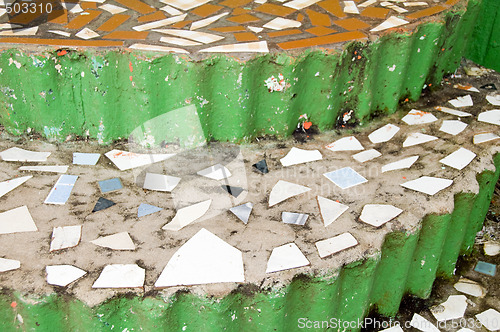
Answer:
[[474, 261, 496, 276], [44, 174, 78, 204], [323, 167, 367, 189], [138, 203, 163, 218], [73, 153, 101, 165], [93, 197, 115, 212], [98, 178, 123, 193]]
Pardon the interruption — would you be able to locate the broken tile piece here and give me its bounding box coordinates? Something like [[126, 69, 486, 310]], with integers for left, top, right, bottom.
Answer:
[[155, 228, 244, 287], [46, 265, 87, 287], [160, 36, 202, 46], [401, 176, 453, 195], [315, 232, 358, 258], [368, 124, 400, 144], [0, 175, 32, 198], [92, 197, 116, 212], [448, 95, 473, 107], [431, 295, 467, 321], [473, 133, 500, 144], [19, 165, 68, 173], [105, 149, 175, 171], [190, 12, 229, 30], [0, 258, 20, 272], [263, 17, 301, 30], [325, 136, 364, 152], [153, 29, 224, 44], [133, 14, 188, 31], [138, 203, 162, 217], [379, 326, 404, 332], [484, 242, 500, 256], [486, 95, 500, 106], [162, 200, 211, 231], [98, 178, 122, 193], [143, 173, 181, 192], [73, 152, 100, 165], [352, 149, 381, 163], [454, 278, 486, 297], [229, 202, 253, 224], [359, 204, 403, 227], [439, 120, 467, 135], [48, 30, 71, 37], [0, 206, 37, 234], [370, 16, 409, 32], [282, 212, 309, 225], [402, 133, 438, 147], [269, 180, 311, 207], [92, 264, 145, 288], [222, 185, 244, 198], [324, 167, 367, 189], [434, 106, 472, 117], [91, 232, 135, 250], [284, 0, 321, 10], [266, 243, 310, 273], [478, 109, 500, 126], [253, 159, 269, 174], [476, 309, 500, 332], [76, 28, 99, 39], [454, 84, 479, 93], [0, 147, 51, 162], [280, 147, 322, 166], [410, 313, 440, 332], [99, 4, 127, 14], [343, 1, 359, 14], [402, 109, 438, 125], [129, 43, 189, 54], [382, 156, 419, 173], [439, 147, 476, 170], [317, 196, 348, 227], [197, 164, 231, 180], [50, 225, 81, 252], [474, 261, 496, 276], [44, 175, 78, 205]]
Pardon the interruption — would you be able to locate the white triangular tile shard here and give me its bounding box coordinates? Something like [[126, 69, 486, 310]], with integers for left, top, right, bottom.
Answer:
[[143, 173, 181, 192], [199, 41, 269, 53], [266, 243, 310, 273], [75, 28, 99, 40], [439, 120, 467, 135], [370, 16, 409, 32], [401, 176, 453, 195], [153, 29, 224, 44], [133, 14, 187, 31], [0, 258, 20, 272], [403, 133, 438, 147], [325, 136, 364, 152], [434, 106, 472, 117], [368, 124, 400, 143], [431, 295, 467, 322], [352, 149, 381, 163], [46, 265, 87, 287], [401, 109, 438, 125], [162, 199, 212, 231], [283, 0, 321, 10], [343, 1, 359, 14], [269, 180, 311, 207], [454, 278, 486, 297], [478, 109, 500, 126], [129, 43, 189, 54], [229, 202, 253, 224], [92, 264, 145, 288], [0, 206, 37, 235], [439, 147, 476, 170], [382, 156, 419, 173], [317, 196, 349, 227], [486, 95, 500, 106], [19, 165, 68, 173], [359, 204, 403, 227], [0, 175, 32, 198], [280, 147, 322, 166], [155, 228, 244, 287], [50, 225, 82, 252], [90, 232, 135, 250], [105, 149, 175, 171], [197, 164, 231, 180], [454, 84, 479, 92], [191, 12, 228, 30], [410, 313, 440, 332], [0, 147, 51, 162], [263, 17, 301, 30], [315, 233, 358, 258], [475, 309, 500, 331], [473, 133, 500, 144], [448, 95, 473, 107]]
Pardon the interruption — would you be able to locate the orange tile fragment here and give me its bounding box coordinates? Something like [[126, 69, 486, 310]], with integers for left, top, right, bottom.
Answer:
[[97, 14, 130, 32], [103, 31, 149, 40], [114, 0, 155, 14], [278, 31, 367, 50], [65, 10, 102, 30], [360, 7, 390, 19], [0, 37, 123, 47], [9, 11, 45, 25], [170, 21, 193, 29], [296, 13, 305, 21], [445, 0, 460, 5], [306, 26, 337, 36], [255, 3, 296, 16], [318, 0, 346, 18], [219, 0, 253, 8], [81, 2, 97, 10], [47, 10, 68, 24], [267, 29, 303, 38], [137, 11, 166, 23], [227, 14, 260, 24], [192, 4, 224, 17], [306, 9, 331, 26], [210, 26, 246, 32], [406, 5, 447, 19], [333, 18, 370, 31], [232, 8, 250, 15], [233, 32, 259, 42]]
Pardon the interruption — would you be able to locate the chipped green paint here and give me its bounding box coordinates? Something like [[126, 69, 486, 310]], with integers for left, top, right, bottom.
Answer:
[[0, 0, 483, 143], [0, 154, 498, 331]]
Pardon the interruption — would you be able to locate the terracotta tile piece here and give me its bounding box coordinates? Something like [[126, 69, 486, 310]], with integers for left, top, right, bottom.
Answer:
[[255, 3, 296, 17], [360, 7, 390, 19], [306, 9, 331, 26], [170, 21, 193, 29], [97, 14, 130, 32], [232, 8, 250, 16], [227, 14, 260, 24], [114, 0, 155, 14], [47, 10, 68, 24], [210, 26, 246, 32], [0, 37, 123, 47], [318, 0, 347, 18], [65, 10, 102, 30], [406, 5, 446, 19], [306, 26, 337, 36], [137, 11, 167, 23], [219, 0, 253, 8], [192, 4, 224, 17], [333, 18, 370, 31], [296, 13, 305, 21], [268, 29, 303, 38], [9, 11, 45, 25], [103, 31, 149, 40], [233, 32, 259, 42], [445, 0, 460, 6], [81, 2, 97, 10], [278, 30, 366, 50]]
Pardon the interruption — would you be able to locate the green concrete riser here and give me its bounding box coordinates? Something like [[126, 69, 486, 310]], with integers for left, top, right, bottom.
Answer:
[[0, 153, 498, 332], [0, 2, 481, 144]]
